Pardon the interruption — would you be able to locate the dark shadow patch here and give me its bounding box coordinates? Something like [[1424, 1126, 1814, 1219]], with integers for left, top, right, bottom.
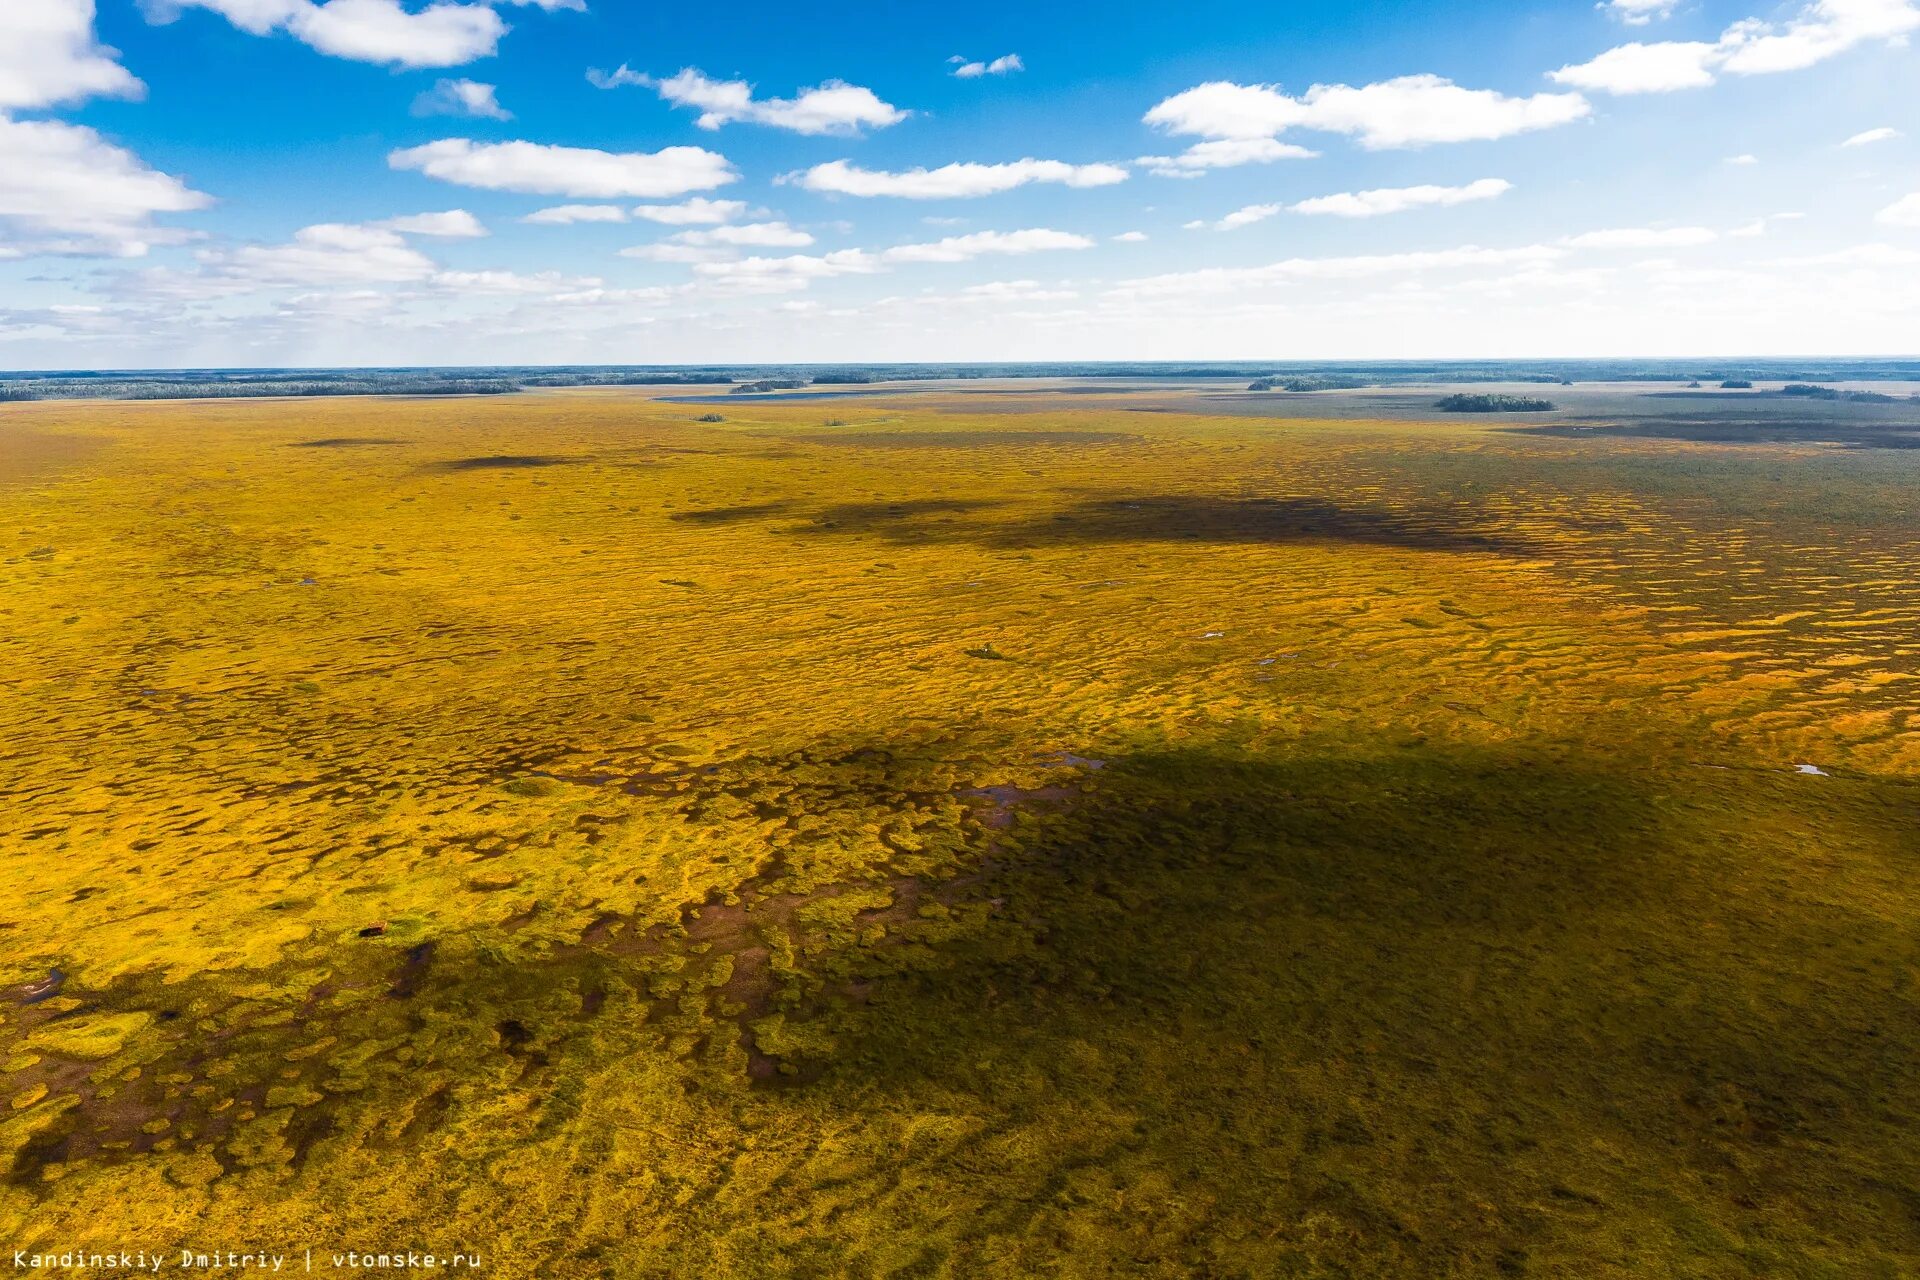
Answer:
[[781, 744, 1920, 1271], [289, 438, 409, 449], [801, 498, 1003, 533], [668, 501, 796, 525], [11, 735, 1915, 1273], [427, 455, 587, 471], [989, 495, 1528, 552]]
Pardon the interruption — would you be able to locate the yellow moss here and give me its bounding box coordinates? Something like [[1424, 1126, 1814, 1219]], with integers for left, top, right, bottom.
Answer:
[[27, 1012, 153, 1061], [0, 391, 1916, 1274]]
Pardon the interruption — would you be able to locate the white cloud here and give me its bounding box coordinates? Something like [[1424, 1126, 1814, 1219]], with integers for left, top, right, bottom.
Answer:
[[1777, 242, 1920, 265], [950, 53, 1023, 78], [1726, 211, 1802, 237], [204, 222, 440, 286], [1842, 126, 1902, 146], [1113, 230, 1149, 242], [692, 249, 881, 292], [1724, 153, 1759, 165], [1211, 204, 1282, 231], [619, 219, 821, 263], [413, 77, 509, 119], [1135, 137, 1318, 177], [1144, 75, 1589, 150], [789, 158, 1129, 199], [1553, 0, 1920, 94], [1289, 177, 1512, 218], [1563, 225, 1718, 247], [149, 0, 580, 67], [389, 139, 736, 197], [1602, 0, 1680, 23], [880, 228, 1094, 262], [153, 0, 507, 68], [619, 242, 733, 264], [1549, 41, 1724, 92], [294, 0, 503, 66], [1, 0, 145, 110], [541, 285, 679, 307], [952, 280, 1075, 302], [0, 115, 211, 258], [1877, 193, 1920, 227], [523, 203, 629, 224], [1108, 244, 1569, 299], [631, 197, 746, 224], [674, 221, 814, 248], [430, 268, 598, 294], [155, 216, 595, 297], [684, 228, 1093, 294], [1196, 183, 1512, 234], [589, 66, 906, 135], [376, 209, 487, 237]]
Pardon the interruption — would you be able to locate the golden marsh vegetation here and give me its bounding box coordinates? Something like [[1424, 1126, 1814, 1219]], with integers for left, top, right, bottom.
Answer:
[[2, 389, 1918, 1276]]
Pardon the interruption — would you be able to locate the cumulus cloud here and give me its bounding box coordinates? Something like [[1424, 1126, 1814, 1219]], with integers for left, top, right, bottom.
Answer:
[[952, 280, 1075, 302], [1, 0, 145, 110], [685, 221, 812, 247], [203, 222, 440, 286], [949, 53, 1023, 78], [1107, 244, 1569, 299], [149, 0, 509, 68], [589, 66, 906, 135], [1144, 75, 1589, 151], [0, 115, 211, 258], [375, 209, 487, 237], [146, 0, 581, 66], [1877, 193, 1920, 227], [1200, 204, 1282, 231], [1602, 0, 1680, 24], [619, 221, 815, 264], [429, 268, 598, 294], [789, 158, 1129, 199], [631, 197, 747, 224], [1196, 182, 1510, 228], [880, 228, 1094, 262], [1552, 0, 1920, 94], [1113, 230, 1149, 242], [156, 217, 596, 298], [691, 249, 880, 291], [618, 242, 732, 264], [1548, 41, 1722, 92], [1842, 126, 1901, 146], [1289, 177, 1512, 218], [1135, 137, 1318, 177], [522, 204, 629, 224], [1563, 225, 1718, 247], [389, 138, 736, 197], [412, 77, 509, 119], [686, 228, 1094, 294]]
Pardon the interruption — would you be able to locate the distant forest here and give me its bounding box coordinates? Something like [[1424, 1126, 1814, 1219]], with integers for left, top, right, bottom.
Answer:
[[3, 359, 1919, 403]]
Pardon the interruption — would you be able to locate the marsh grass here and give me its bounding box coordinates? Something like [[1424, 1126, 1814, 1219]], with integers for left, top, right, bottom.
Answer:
[[1, 393, 1917, 1275]]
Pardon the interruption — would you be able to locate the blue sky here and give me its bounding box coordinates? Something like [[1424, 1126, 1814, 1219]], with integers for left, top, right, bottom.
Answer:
[[1, 0, 1916, 367]]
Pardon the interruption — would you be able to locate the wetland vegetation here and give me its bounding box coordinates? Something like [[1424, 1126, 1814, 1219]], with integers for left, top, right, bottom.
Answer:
[[6, 358, 1920, 404], [2, 385, 1918, 1276], [1435, 393, 1558, 413]]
